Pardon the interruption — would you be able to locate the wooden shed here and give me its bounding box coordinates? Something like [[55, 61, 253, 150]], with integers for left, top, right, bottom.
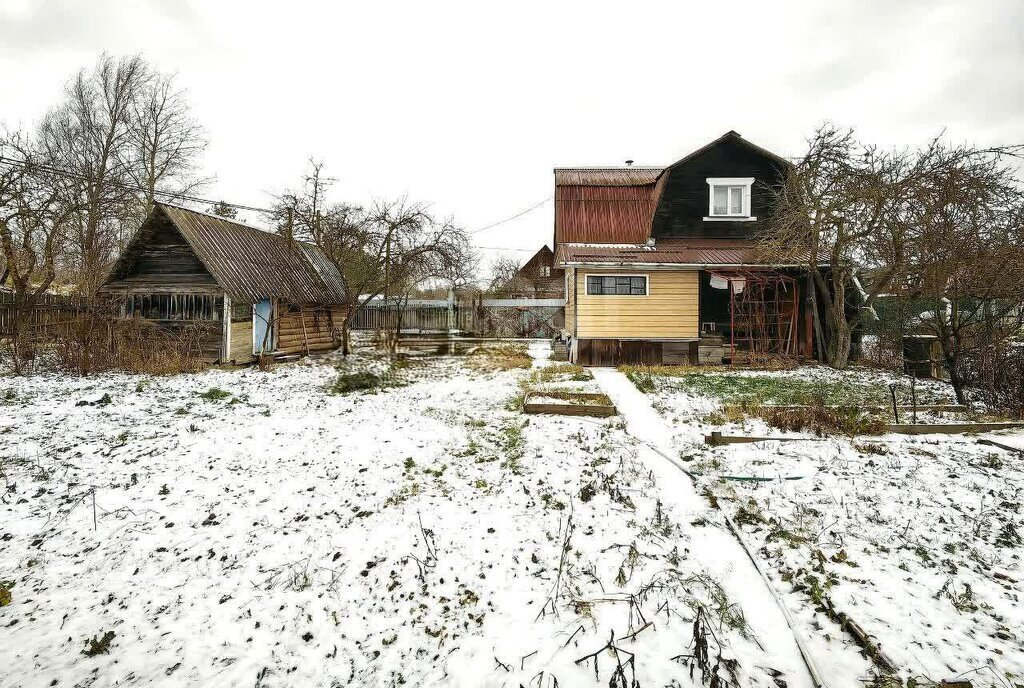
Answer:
[[100, 203, 347, 363]]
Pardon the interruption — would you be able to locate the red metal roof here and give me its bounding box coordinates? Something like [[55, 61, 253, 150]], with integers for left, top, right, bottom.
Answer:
[[555, 238, 810, 267], [554, 182, 658, 245]]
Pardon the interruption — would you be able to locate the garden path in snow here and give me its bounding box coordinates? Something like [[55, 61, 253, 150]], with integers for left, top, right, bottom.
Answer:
[[592, 367, 870, 686]]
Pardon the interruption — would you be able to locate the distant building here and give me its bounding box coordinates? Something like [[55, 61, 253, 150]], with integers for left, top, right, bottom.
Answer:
[[100, 203, 347, 363], [503, 245, 564, 299]]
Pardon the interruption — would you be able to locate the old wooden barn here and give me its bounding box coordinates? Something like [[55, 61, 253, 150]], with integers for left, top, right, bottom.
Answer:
[[100, 203, 347, 363]]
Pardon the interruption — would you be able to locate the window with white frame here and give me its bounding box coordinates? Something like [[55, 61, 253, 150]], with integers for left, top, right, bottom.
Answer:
[[705, 177, 755, 220], [586, 274, 648, 296], [540, 265, 551, 277]]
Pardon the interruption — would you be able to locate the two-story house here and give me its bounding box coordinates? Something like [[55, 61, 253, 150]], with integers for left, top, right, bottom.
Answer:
[[554, 130, 814, 366]]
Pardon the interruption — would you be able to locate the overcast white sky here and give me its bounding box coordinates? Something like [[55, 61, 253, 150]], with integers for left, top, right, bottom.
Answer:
[[2, 0, 1022, 265]]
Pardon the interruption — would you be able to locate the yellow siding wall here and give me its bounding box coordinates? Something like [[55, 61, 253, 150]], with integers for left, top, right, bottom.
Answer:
[[563, 267, 575, 333], [574, 269, 699, 339]]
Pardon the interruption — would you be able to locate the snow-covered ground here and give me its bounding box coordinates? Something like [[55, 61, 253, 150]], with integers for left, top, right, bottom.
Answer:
[[631, 364, 1024, 687], [1, 346, 854, 687]]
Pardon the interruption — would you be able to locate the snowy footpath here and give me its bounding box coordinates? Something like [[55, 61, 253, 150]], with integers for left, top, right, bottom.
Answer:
[[591, 367, 870, 687]]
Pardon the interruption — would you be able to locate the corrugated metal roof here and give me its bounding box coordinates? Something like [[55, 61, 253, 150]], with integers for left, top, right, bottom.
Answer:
[[107, 203, 347, 304], [554, 168, 663, 186], [554, 184, 657, 245], [556, 239, 811, 267]]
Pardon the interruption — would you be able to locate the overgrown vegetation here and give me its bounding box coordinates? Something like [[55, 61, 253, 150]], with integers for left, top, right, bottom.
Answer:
[[646, 370, 893, 406], [758, 404, 887, 436]]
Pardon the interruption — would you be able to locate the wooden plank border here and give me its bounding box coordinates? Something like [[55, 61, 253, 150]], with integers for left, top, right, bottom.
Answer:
[[522, 391, 617, 418]]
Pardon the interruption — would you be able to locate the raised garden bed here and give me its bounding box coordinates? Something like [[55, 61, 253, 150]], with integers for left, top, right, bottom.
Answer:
[[522, 391, 617, 418]]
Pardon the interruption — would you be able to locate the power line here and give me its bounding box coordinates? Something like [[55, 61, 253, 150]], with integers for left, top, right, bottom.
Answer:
[[469, 195, 552, 234], [0, 155, 273, 215], [1, 156, 559, 248]]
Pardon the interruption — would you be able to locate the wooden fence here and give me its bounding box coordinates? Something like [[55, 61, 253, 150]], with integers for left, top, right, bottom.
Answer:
[[0, 292, 90, 336]]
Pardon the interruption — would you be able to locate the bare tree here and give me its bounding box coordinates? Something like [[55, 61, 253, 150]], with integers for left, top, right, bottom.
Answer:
[[38, 54, 207, 294], [487, 254, 527, 294], [903, 141, 1024, 403], [763, 125, 917, 369], [0, 130, 80, 372], [128, 71, 209, 214], [268, 161, 366, 354], [270, 162, 474, 354], [39, 54, 149, 293], [364, 197, 473, 352]]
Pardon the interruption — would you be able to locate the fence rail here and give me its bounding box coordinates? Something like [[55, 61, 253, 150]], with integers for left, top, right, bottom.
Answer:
[[0, 292, 91, 336], [1, 292, 567, 340], [351, 299, 565, 339]]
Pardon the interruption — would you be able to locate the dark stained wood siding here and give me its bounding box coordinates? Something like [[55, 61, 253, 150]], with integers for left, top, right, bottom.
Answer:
[[651, 138, 788, 240], [576, 339, 664, 366], [114, 215, 216, 285], [508, 245, 565, 298]]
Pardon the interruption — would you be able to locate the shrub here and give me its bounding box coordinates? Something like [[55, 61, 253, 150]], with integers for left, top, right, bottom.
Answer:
[[976, 342, 1024, 419], [198, 387, 232, 402], [51, 309, 208, 376], [82, 630, 115, 657]]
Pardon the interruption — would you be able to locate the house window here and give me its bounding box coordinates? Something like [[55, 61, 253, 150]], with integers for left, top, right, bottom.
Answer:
[[705, 177, 755, 220], [586, 275, 648, 296], [540, 266, 551, 277]]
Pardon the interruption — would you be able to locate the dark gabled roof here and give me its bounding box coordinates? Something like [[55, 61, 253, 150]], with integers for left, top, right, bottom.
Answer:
[[655, 130, 794, 179], [553, 132, 792, 246], [105, 203, 346, 304]]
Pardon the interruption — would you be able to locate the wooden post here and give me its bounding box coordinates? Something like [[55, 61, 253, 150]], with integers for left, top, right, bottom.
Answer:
[[221, 293, 231, 363], [300, 307, 310, 356]]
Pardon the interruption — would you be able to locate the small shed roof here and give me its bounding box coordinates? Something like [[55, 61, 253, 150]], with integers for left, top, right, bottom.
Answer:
[[106, 203, 347, 304], [556, 238, 810, 267]]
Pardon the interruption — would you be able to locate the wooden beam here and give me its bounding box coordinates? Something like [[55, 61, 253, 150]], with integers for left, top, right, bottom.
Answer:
[[886, 422, 1024, 435]]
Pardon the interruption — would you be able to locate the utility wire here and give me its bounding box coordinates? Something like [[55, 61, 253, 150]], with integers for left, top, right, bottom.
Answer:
[[469, 195, 552, 234], [1, 156, 557, 250], [0, 155, 273, 215]]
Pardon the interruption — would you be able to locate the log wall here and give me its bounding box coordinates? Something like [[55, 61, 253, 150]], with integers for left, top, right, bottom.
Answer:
[[277, 304, 346, 355]]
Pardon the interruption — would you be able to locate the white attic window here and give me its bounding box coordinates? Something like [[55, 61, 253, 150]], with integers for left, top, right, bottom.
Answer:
[[705, 177, 756, 221]]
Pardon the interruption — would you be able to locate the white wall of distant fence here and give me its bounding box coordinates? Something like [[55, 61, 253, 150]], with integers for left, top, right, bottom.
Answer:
[[351, 297, 565, 338]]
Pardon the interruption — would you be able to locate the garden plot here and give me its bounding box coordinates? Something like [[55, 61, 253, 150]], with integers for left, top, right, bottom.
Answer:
[[632, 364, 1024, 686], [519, 364, 618, 418], [3, 350, 826, 687]]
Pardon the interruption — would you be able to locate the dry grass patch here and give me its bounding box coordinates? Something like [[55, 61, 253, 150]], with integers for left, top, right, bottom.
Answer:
[[529, 363, 590, 384], [466, 343, 532, 371], [757, 405, 887, 436], [527, 389, 613, 406]]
